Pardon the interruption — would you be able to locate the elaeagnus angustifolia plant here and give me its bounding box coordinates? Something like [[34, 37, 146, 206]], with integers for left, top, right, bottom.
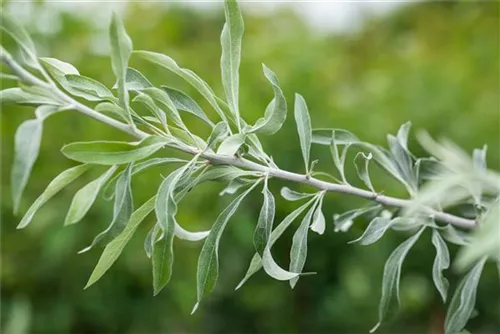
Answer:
[[1, 1, 498, 332]]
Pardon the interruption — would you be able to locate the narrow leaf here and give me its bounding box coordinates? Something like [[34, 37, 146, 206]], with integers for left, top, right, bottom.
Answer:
[[294, 94, 312, 174], [370, 227, 425, 333], [280, 187, 314, 202], [64, 74, 115, 101], [40, 57, 79, 87], [236, 198, 316, 289], [311, 128, 360, 145], [17, 164, 90, 229], [61, 136, 167, 165], [133, 50, 230, 124], [220, 0, 244, 125], [85, 196, 156, 288], [194, 180, 260, 312], [354, 152, 375, 192], [110, 12, 133, 125], [349, 217, 393, 246], [445, 258, 486, 334], [113, 67, 152, 91], [246, 64, 287, 135], [431, 229, 450, 302], [253, 179, 274, 255], [79, 163, 134, 253], [333, 205, 381, 233], [0, 13, 37, 62], [206, 122, 229, 151], [289, 199, 318, 288], [161, 86, 214, 127], [310, 195, 326, 235], [64, 165, 118, 225], [216, 133, 246, 156], [11, 118, 42, 214], [142, 87, 185, 129], [0, 87, 59, 106]]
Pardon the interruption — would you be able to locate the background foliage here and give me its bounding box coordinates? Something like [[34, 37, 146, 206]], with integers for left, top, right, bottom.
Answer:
[[1, 1, 499, 333]]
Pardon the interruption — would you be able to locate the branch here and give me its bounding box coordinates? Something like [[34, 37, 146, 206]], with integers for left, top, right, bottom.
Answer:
[[1, 53, 477, 230]]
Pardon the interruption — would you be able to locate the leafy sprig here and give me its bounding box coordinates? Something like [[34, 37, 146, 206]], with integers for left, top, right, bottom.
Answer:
[[1, 1, 498, 332]]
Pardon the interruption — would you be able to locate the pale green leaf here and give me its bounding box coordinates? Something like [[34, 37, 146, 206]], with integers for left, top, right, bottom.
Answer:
[[431, 229, 450, 302], [64, 165, 118, 225], [329, 130, 351, 183], [133, 50, 230, 124], [289, 199, 317, 288], [333, 205, 381, 233], [85, 196, 156, 288], [253, 179, 274, 255], [110, 12, 133, 125], [206, 122, 230, 151], [370, 227, 425, 333], [0, 87, 59, 106], [39, 57, 79, 90], [445, 258, 486, 334], [216, 133, 246, 156], [161, 86, 214, 127], [294, 94, 312, 174], [64, 74, 115, 101], [17, 164, 90, 228], [0, 13, 37, 62], [310, 195, 326, 235], [354, 152, 375, 192], [236, 197, 316, 290], [132, 93, 167, 130], [113, 67, 152, 91], [219, 178, 250, 196], [387, 134, 416, 192], [142, 87, 185, 129], [349, 217, 393, 246], [11, 118, 42, 214], [280, 187, 315, 202], [34, 105, 61, 120], [61, 136, 167, 165], [194, 180, 260, 313], [311, 128, 359, 145], [246, 64, 287, 135], [79, 163, 134, 253], [220, 0, 244, 125]]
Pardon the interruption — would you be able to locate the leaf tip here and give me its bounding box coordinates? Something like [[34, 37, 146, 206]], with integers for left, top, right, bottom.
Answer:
[[191, 302, 199, 315]]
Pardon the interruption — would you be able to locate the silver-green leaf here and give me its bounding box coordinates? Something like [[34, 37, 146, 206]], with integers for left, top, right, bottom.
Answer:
[[85, 196, 156, 288], [294, 94, 312, 174], [354, 152, 375, 192], [64, 165, 118, 225], [349, 217, 393, 246], [17, 164, 90, 229], [220, 0, 244, 125], [64, 74, 115, 101], [253, 179, 274, 255], [216, 133, 246, 156], [431, 229, 450, 302], [193, 180, 260, 313], [445, 258, 486, 334], [161, 86, 214, 127], [61, 136, 167, 165], [370, 226, 425, 333]]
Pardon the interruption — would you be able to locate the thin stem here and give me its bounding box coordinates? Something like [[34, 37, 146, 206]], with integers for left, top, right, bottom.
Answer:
[[1, 53, 477, 230]]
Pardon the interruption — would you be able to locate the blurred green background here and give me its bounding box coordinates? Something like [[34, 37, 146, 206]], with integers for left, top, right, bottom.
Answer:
[[1, 1, 499, 333]]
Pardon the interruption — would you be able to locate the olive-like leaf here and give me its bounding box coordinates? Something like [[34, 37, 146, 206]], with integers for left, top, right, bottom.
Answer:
[[289, 198, 318, 288], [85, 196, 156, 288], [333, 205, 381, 233], [0, 13, 37, 63], [445, 258, 486, 334], [330, 130, 350, 183], [109, 12, 133, 125], [280, 187, 315, 202], [311, 128, 360, 145], [64, 165, 118, 225], [133, 50, 230, 124], [354, 152, 375, 192], [40, 57, 80, 88], [17, 164, 90, 229], [253, 179, 274, 255], [11, 118, 43, 214], [294, 94, 312, 174], [132, 93, 168, 131], [370, 226, 425, 333], [78, 163, 134, 253], [64, 74, 115, 101], [216, 133, 246, 156], [220, 0, 244, 125], [246, 64, 287, 135], [61, 136, 167, 165], [206, 122, 229, 151], [310, 194, 325, 235], [113, 67, 152, 91], [236, 197, 316, 290], [142, 87, 185, 129], [431, 229, 450, 302], [193, 180, 261, 313], [349, 217, 393, 246], [0, 88, 60, 106], [387, 134, 416, 192], [161, 86, 214, 127]]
